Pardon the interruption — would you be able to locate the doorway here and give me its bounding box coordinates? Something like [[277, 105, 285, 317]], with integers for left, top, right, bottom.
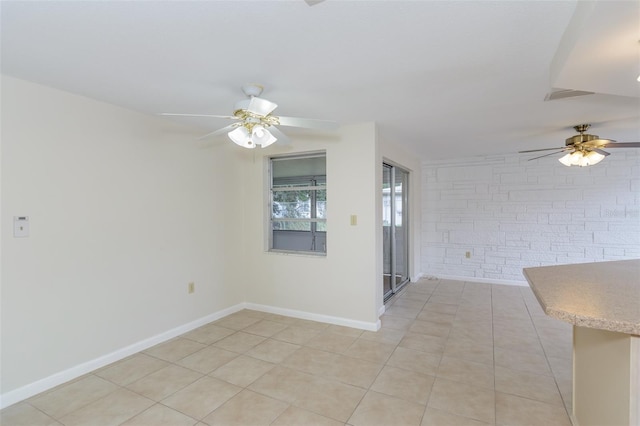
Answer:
[[383, 163, 410, 301]]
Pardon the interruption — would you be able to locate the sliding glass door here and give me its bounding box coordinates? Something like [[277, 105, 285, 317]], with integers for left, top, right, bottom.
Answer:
[[383, 163, 410, 301]]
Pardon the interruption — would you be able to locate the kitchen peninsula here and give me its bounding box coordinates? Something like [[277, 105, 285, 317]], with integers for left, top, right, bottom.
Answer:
[[524, 259, 639, 426]]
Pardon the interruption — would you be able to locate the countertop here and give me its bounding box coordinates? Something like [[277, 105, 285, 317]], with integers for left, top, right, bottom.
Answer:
[[523, 259, 640, 335]]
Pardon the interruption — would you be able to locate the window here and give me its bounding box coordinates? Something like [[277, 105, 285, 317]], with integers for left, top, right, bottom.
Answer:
[[269, 153, 326, 254]]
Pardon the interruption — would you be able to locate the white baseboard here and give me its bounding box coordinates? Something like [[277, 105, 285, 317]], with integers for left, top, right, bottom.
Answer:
[[421, 273, 528, 287], [0, 302, 382, 409], [378, 304, 386, 317], [245, 303, 381, 332], [0, 303, 245, 410]]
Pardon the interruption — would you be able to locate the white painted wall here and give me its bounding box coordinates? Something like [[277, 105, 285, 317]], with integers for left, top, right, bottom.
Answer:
[[1, 76, 246, 397], [0, 79, 412, 406], [241, 123, 380, 327], [421, 153, 640, 283]]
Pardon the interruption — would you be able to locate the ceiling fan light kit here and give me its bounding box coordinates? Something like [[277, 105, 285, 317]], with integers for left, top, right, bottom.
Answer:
[[228, 124, 277, 149], [519, 124, 640, 167], [558, 150, 605, 167], [228, 126, 253, 148], [252, 125, 277, 147]]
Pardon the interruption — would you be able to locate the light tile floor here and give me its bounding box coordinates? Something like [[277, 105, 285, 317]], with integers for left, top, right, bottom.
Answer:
[[1, 279, 574, 425]]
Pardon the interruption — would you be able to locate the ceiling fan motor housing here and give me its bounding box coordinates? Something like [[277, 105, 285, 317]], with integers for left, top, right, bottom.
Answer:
[[566, 133, 599, 147]]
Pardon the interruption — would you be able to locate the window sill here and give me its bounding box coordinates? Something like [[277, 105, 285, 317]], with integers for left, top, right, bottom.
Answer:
[[267, 249, 327, 258]]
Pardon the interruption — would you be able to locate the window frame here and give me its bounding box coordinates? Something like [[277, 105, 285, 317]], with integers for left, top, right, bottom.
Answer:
[[268, 152, 327, 255]]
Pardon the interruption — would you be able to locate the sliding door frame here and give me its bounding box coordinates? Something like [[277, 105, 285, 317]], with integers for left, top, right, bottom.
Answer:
[[383, 162, 410, 301]]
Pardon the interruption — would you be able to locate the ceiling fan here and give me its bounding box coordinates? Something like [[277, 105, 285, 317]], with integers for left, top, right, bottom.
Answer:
[[161, 84, 339, 149], [519, 124, 640, 167]]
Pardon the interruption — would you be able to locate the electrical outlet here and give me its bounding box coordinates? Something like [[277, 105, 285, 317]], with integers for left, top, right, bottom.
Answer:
[[465, 251, 471, 259], [188, 282, 195, 294]]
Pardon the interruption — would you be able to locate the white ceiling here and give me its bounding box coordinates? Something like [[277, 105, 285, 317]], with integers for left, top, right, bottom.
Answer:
[[2, 0, 639, 160]]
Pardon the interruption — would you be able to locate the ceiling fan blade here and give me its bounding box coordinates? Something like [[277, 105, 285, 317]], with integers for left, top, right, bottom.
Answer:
[[528, 150, 568, 161], [277, 116, 339, 130], [528, 147, 571, 161], [269, 126, 291, 145], [247, 97, 278, 116], [197, 123, 239, 140], [592, 148, 610, 156], [160, 113, 237, 119], [600, 142, 640, 148], [519, 146, 565, 153]]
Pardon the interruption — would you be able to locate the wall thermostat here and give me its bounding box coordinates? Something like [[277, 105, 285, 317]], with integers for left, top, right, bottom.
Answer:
[[14, 216, 29, 238]]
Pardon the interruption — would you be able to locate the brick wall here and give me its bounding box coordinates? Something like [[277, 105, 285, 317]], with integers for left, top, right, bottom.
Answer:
[[421, 151, 640, 283]]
